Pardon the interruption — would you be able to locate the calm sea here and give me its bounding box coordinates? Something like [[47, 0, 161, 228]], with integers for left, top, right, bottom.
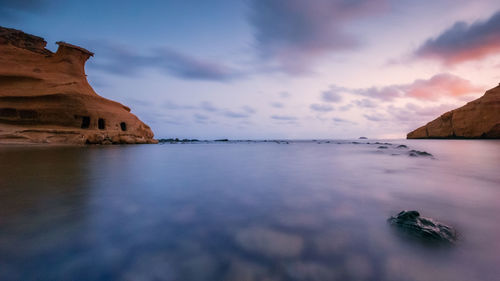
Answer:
[[0, 140, 499, 281]]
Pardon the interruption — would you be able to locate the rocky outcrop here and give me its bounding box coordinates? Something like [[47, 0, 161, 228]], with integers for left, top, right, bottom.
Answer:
[[407, 84, 500, 139], [0, 26, 157, 144], [388, 210, 457, 244]]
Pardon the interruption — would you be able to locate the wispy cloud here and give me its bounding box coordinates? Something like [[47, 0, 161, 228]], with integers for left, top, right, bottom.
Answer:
[[353, 99, 378, 108], [222, 106, 256, 119], [270, 102, 284, 108], [200, 101, 218, 112], [279, 92, 291, 99], [0, 0, 47, 19], [415, 11, 500, 65], [88, 43, 243, 82], [310, 103, 334, 112], [248, 0, 388, 73], [321, 86, 344, 103], [164, 101, 196, 110], [242, 105, 256, 114], [194, 113, 209, 120], [363, 113, 387, 122], [271, 115, 297, 121], [223, 111, 251, 118], [330, 73, 483, 101]]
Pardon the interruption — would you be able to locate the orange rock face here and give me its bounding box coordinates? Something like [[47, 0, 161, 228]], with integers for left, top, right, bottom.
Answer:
[[407, 85, 500, 139], [0, 27, 157, 144]]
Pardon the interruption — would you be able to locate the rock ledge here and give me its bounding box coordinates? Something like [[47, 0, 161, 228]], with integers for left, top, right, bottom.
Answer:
[[0, 26, 157, 144]]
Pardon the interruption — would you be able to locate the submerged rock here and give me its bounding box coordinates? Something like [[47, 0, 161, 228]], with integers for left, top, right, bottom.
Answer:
[[388, 210, 457, 244], [408, 150, 433, 157], [378, 146, 388, 149], [396, 145, 408, 149]]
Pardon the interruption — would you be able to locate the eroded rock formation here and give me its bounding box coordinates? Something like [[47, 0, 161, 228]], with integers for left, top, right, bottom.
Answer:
[[0, 26, 156, 144], [407, 85, 500, 139], [388, 210, 457, 244]]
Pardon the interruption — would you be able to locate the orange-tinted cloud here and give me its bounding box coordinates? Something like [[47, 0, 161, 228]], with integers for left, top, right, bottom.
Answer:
[[402, 73, 484, 100], [330, 73, 483, 101], [415, 11, 500, 65]]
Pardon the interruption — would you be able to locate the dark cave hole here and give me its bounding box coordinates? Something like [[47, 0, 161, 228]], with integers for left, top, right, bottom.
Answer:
[[81, 116, 90, 129], [98, 118, 105, 130]]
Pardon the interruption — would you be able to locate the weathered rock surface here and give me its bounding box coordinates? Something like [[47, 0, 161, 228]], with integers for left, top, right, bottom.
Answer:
[[407, 84, 500, 139], [0, 26, 156, 144], [388, 210, 457, 244]]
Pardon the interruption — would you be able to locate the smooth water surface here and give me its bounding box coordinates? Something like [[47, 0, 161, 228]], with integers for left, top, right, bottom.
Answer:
[[0, 140, 499, 281]]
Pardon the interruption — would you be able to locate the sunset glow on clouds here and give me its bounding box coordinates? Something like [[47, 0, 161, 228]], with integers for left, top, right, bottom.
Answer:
[[415, 11, 500, 65], [1, 0, 498, 139]]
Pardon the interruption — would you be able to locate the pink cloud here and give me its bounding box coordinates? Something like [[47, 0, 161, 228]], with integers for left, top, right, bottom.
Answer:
[[402, 73, 484, 100], [343, 73, 483, 101], [415, 11, 500, 65]]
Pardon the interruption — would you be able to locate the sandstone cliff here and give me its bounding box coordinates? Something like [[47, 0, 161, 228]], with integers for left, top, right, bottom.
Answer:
[[0, 26, 157, 144], [407, 84, 500, 139]]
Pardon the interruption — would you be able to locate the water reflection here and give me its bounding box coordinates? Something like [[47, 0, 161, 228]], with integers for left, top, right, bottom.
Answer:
[[0, 141, 499, 280]]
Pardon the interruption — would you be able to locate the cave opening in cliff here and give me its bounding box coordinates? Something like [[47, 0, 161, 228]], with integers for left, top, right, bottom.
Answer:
[[120, 122, 127, 131], [98, 118, 105, 130], [81, 116, 90, 129]]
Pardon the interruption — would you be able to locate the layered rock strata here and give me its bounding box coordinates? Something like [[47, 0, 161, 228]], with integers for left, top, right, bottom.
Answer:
[[0, 26, 156, 144]]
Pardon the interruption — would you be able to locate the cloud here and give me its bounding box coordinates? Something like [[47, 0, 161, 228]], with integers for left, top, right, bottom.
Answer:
[[386, 103, 461, 130], [415, 11, 500, 65], [223, 111, 250, 118], [401, 73, 483, 100], [200, 101, 218, 112], [363, 113, 387, 122], [0, 0, 47, 18], [248, 0, 387, 73], [279, 92, 291, 99], [310, 104, 334, 112], [270, 102, 284, 108], [332, 117, 355, 124], [164, 101, 196, 110], [88, 43, 242, 81], [242, 105, 256, 114], [222, 106, 256, 119], [271, 115, 297, 121], [333, 73, 483, 101], [338, 104, 354, 111], [353, 99, 378, 108], [194, 113, 209, 120], [321, 86, 344, 103], [351, 85, 401, 101]]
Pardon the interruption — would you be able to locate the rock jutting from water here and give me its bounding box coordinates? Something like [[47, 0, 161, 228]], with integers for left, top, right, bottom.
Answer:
[[388, 210, 457, 244], [407, 84, 500, 139], [0, 26, 156, 144], [408, 150, 433, 157]]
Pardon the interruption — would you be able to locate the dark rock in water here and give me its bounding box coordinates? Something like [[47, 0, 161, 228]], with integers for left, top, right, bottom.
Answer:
[[388, 210, 457, 244], [359, 137, 368, 139], [408, 150, 433, 157], [352, 141, 360, 144], [397, 145, 408, 149], [215, 139, 229, 142], [378, 146, 388, 149]]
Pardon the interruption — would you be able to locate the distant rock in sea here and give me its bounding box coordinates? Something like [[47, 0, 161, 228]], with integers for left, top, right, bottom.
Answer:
[[359, 136, 368, 139], [407, 84, 500, 139], [0, 26, 156, 144]]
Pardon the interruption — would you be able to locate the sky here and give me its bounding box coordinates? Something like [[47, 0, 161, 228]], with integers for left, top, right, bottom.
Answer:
[[1, 0, 499, 139]]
